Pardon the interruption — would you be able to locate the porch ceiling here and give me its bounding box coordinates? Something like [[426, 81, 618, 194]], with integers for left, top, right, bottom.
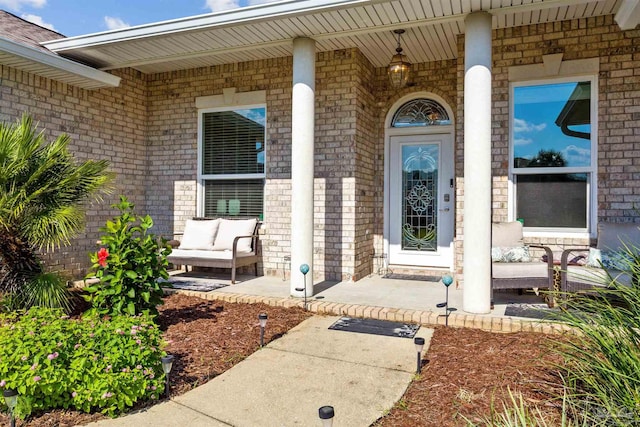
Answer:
[[43, 0, 624, 75]]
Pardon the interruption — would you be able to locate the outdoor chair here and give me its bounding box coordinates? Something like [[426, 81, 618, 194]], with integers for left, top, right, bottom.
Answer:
[[167, 217, 261, 284], [560, 222, 640, 293], [491, 222, 555, 304]]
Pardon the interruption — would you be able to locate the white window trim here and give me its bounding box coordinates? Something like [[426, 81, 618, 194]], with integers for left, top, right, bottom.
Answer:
[[196, 94, 266, 217], [508, 74, 598, 239]]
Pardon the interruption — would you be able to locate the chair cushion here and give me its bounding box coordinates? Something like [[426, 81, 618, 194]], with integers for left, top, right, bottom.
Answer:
[[491, 246, 531, 262], [212, 218, 258, 253], [492, 222, 524, 247], [597, 222, 640, 251], [566, 265, 633, 288], [492, 262, 549, 279], [179, 219, 220, 250], [168, 249, 255, 260]]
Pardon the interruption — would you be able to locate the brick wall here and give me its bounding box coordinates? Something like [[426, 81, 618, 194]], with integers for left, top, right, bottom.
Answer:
[[0, 66, 148, 279], [145, 50, 364, 282], [352, 50, 377, 280]]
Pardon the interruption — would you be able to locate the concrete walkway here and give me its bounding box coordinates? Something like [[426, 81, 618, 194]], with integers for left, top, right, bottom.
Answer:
[[84, 316, 433, 427]]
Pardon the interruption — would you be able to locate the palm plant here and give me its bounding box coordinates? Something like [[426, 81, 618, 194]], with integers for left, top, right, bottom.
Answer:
[[0, 114, 112, 310]]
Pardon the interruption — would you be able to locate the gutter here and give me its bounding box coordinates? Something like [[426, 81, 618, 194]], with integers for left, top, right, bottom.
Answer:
[[0, 37, 121, 89]]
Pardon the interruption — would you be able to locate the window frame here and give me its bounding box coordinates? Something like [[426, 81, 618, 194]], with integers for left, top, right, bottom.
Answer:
[[196, 103, 267, 218], [508, 75, 598, 238]]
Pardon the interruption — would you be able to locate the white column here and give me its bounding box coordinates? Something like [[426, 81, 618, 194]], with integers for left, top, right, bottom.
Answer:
[[290, 37, 316, 297], [463, 12, 492, 314]]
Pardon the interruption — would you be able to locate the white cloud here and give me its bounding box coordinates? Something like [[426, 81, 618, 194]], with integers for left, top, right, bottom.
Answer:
[[562, 144, 591, 167], [205, 0, 240, 12], [513, 118, 547, 133], [248, 0, 278, 4], [104, 16, 130, 30], [513, 138, 532, 146], [21, 13, 55, 30], [0, 0, 46, 11]]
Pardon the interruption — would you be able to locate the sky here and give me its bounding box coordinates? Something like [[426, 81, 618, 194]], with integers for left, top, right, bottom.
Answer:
[[0, 0, 279, 36]]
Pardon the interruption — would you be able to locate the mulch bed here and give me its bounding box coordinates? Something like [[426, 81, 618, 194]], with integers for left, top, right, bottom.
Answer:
[[0, 294, 567, 427], [374, 327, 565, 426]]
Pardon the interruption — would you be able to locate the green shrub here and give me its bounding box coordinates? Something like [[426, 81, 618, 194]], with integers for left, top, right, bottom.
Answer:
[[84, 196, 171, 316], [0, 307, 166, 418]]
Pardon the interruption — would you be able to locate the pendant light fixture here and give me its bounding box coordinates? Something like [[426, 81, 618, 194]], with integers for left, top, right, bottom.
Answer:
[[388, 29, 411, 89]]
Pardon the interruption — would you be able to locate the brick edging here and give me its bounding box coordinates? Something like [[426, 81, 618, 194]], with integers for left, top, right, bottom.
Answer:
[[164, 289, 571, 334]]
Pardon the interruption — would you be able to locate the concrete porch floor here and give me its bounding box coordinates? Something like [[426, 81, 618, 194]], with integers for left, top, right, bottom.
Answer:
[[166, 270, 564, 334]]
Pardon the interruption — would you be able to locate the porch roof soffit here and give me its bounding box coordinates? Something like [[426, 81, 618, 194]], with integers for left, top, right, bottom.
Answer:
[[0, 37, 121, 89], [43, 0, 622, 75], [615, 0, 640, 29]]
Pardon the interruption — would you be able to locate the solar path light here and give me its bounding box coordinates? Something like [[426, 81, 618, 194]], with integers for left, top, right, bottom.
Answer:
[[258, 313, 268, 347], [414, 337, 425, 374], [3, 388, 18, 427], [436, 275, 454, 326], [295, 263, 310, 310], [318, 405, 335, 427], [161, 354, 175, 398]]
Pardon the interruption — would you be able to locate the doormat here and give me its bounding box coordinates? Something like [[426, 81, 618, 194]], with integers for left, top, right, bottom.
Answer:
[[328, 317, 419, 338], [504, 304, 562, 321], [162, 281, 228, 292], [382, 273, 441, 282]]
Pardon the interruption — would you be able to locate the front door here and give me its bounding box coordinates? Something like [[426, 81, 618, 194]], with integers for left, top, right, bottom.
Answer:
[[389, 134, 454, 267]]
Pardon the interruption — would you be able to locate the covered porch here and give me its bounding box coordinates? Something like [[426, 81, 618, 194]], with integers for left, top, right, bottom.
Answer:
[[162, 270, 557, 332], [21, 0, 640, 315]]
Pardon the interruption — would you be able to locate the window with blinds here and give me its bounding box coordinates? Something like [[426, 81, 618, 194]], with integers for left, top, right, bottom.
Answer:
[[200, 107, 266, 218]]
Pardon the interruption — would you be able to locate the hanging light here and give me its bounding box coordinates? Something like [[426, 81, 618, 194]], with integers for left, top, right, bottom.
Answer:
[[388, 29, 411, 89]]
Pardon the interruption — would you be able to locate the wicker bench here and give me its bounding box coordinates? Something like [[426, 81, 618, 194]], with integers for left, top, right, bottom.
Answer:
[[167, 218, 260, 284]]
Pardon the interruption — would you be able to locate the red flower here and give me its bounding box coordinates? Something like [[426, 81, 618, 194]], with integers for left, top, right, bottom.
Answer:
[[97, 248, 109, 268]]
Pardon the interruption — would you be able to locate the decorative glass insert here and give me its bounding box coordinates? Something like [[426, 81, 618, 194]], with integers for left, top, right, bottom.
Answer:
[[392, 99, 451, 127], [402, 144, 438, 251]]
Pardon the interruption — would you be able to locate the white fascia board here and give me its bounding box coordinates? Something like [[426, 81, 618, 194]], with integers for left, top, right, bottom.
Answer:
[[0, 37, 121, 88], [43, 0, 372, 52], [615, 0, 640, 30]]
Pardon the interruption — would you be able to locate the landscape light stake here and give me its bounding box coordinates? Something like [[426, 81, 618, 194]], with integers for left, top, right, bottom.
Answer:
[[258, 313, 268, 347], [296, 263, 310, 310], [318, 405, 335, 427], [436, 275, 454, 326], [161, 355, 175, 398], [3, 388, 17, 427], [414, 337, 425, 374]]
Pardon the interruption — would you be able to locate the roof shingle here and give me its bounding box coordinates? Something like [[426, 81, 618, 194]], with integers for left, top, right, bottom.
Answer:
[[0, 10, 65, 53]]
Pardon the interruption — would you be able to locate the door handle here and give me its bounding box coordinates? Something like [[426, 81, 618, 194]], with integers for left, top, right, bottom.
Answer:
[[439, 208, 450, 212]]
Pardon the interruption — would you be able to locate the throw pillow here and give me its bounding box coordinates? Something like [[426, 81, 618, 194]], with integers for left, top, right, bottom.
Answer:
[[212, 218, 258, 253], [491, 246, 531, 263], [587, 248, 631, 270], [179, 219, 220, 250]]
